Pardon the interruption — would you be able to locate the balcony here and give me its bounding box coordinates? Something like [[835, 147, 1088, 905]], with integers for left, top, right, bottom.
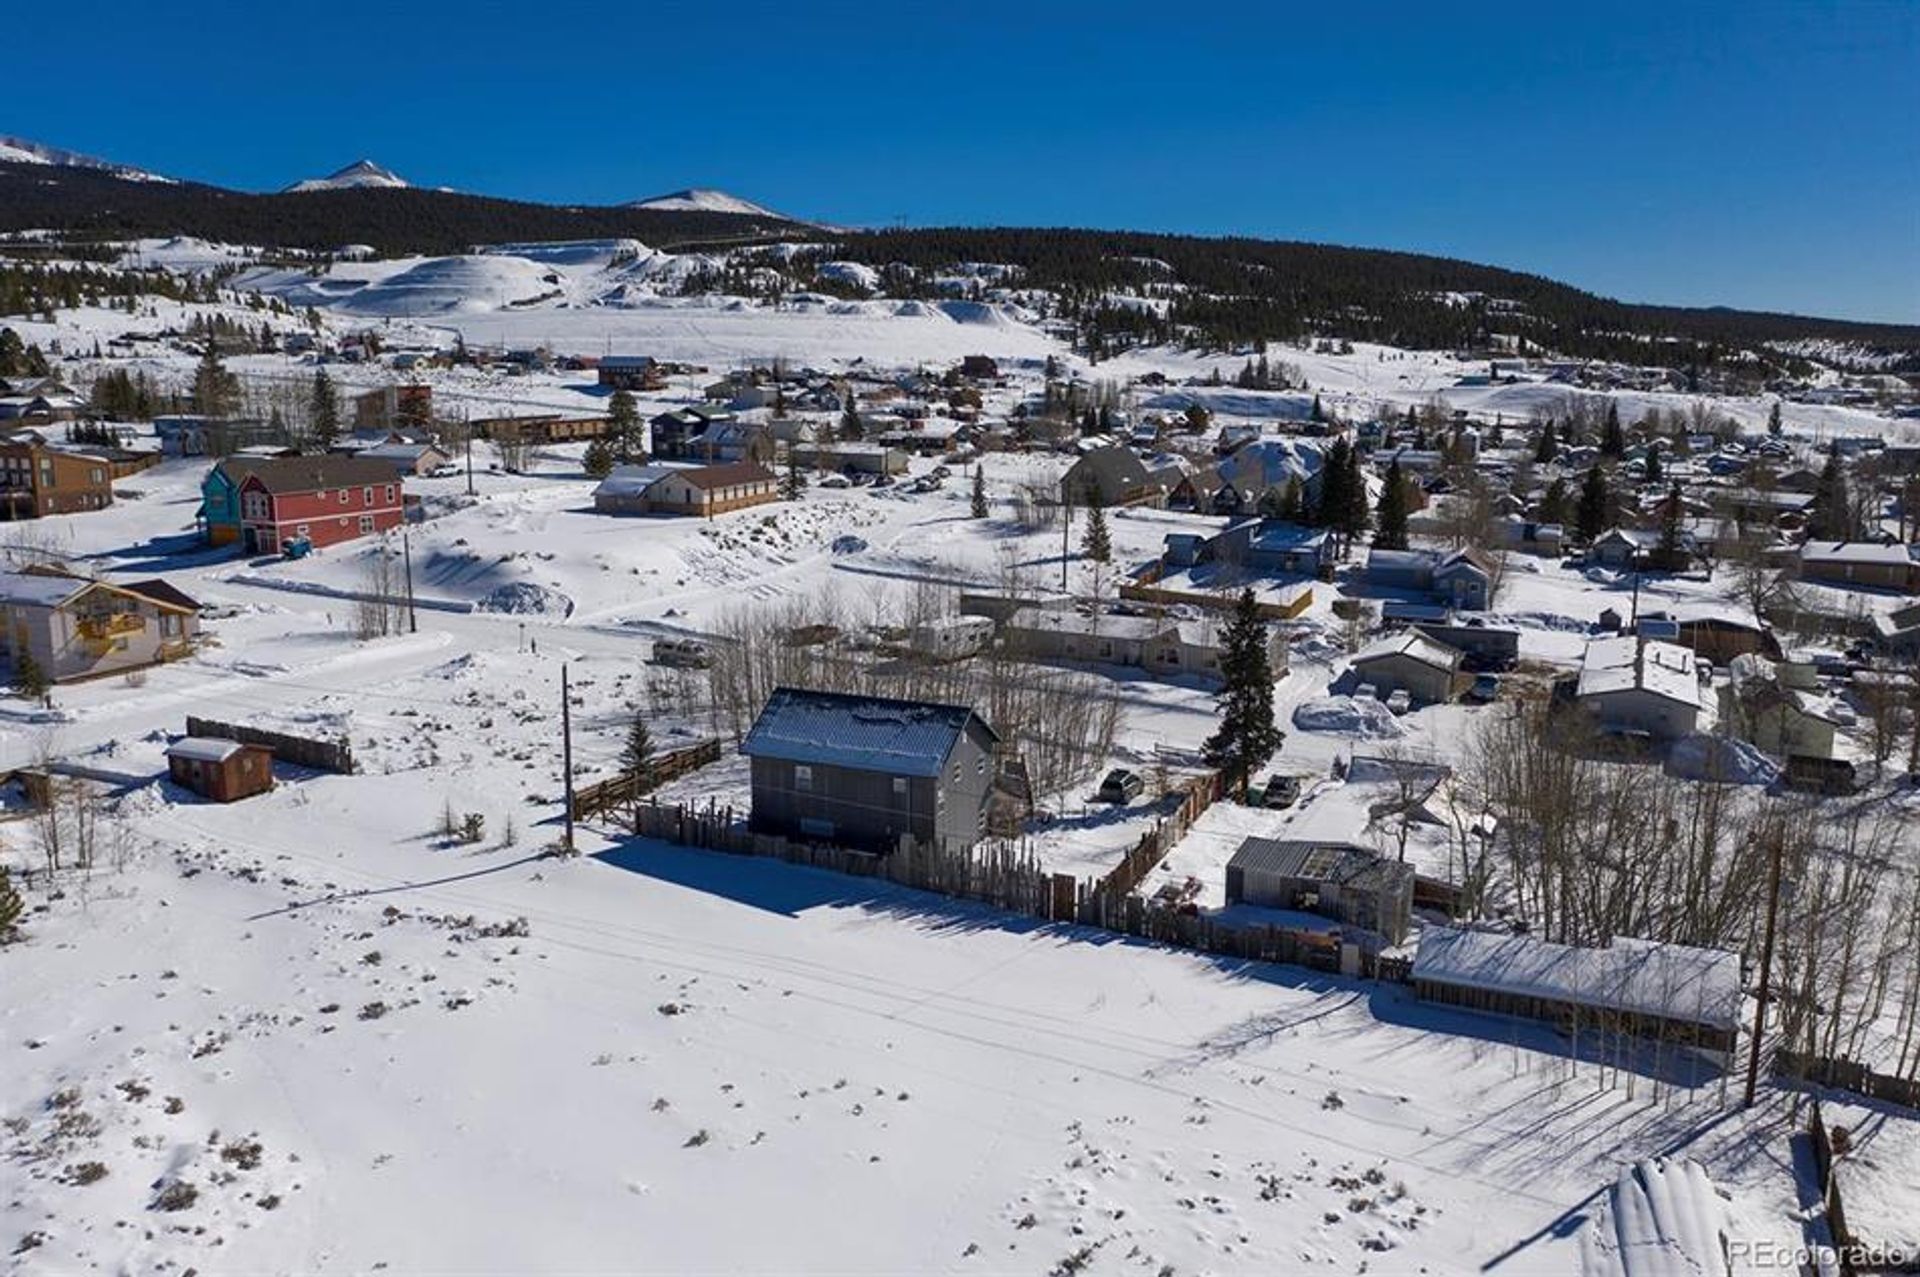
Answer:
[[76, 611, 146, 650]]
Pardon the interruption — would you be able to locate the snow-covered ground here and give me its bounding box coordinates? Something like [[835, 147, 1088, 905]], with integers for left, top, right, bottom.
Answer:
[[3, 240, 1918, 1274]]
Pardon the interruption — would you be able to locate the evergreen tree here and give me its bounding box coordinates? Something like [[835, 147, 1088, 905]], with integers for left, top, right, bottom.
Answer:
[[1310, 393, 1324, 423], [1537, 476, 1571, 526], [310, 370, 340, 446], [1810, 445, 1850, 540], [1534, 421, 1559, 464], [1083, 501, 1111, 563], [192, 341, 239, 419], [621, 711, 653, 775], [1203, 589, 1283, 785], [1644, 445, 1663, 485], [607, 389, 640, 462], [0, 864, 21, 944], [1600, 401, 1625, 457], [1767, 400, 1783, 438], [969, 467, 988, 519], [1337, 440, 1371, 541], [582, 437, 614, 479], [1575, 465, 1611, 542], [839, 403, 862, 441], [780, 451, 806, 500], [1656, 481, 1686, 563], [13, 648, 49, 701], [1277, 475, 1305, 523], [1314, 437, 1351, 530], [0, 327, 24, 377], [1374, 458, 1410, 550]]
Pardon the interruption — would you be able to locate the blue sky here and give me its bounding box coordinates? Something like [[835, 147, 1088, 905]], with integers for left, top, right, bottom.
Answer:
[[11, 0, 1916, 322]]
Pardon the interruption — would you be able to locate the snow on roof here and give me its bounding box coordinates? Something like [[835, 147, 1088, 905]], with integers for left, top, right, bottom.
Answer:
[[1412, 927, 1742, 1032], [1799, 541, 1917, 567], [1352, 630, 1461, 673], [592, 464, 676, 498], [1577, 636, 1699, 708], [742, 687, 993, 777], [355, 443, 440, 462], [165, 737, 247, 763], [0, 571, 90, 607], [1006, 606, 1172, 642]]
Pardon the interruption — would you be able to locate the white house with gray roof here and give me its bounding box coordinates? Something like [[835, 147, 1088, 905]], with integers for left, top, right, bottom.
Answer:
[[1575, 635, 1701, 739]]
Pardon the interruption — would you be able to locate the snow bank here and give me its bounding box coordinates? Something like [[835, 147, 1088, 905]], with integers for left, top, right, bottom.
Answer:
[[476, 582, 575, 617], [1292, 696, 1404, 739], [1664, 734, 1779, 785], [334, 254, 564, 315], [1578, 1158, 1731, 1277]]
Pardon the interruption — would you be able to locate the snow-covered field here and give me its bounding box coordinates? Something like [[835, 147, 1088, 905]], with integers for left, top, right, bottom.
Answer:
[[3, 238, 1918, 1274]]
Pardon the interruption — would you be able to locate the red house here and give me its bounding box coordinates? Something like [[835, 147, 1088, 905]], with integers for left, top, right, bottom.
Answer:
[[236, 456, 407, 553]]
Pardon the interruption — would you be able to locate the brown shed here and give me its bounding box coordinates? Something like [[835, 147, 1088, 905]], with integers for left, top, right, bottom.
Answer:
[[165, 737, 274, 802]]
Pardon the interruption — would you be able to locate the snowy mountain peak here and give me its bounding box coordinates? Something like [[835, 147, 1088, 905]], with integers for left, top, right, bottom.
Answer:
[[0, 134, 174, 183], [286, 159, 410, 193], [626, 187, 783, 218]]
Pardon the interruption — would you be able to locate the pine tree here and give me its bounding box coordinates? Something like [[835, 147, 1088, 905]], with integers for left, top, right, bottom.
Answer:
[[1314, 438, 1351, 531], [1537, 476, 1571, 526], [969, 467, 988, 518], [583, 437, 615, 479], [1374, 458, 1410, 550], [780, 451, 806, 500], [1277, 475, 1305, 524], [0, 864, 22, 943], [621, 711, 653, 775], [1203, 589, 1283, 785], [0, 327, 24, 377], [14, 648, 49, 701], [607, 389, 640, 462], [839, 403, 861, 441], [1767, 400, 1783, 438], [1644, 445, 1663, 485], [1600, 402, 1625, 457], [309, 368, 339, 447], [1656, 481, 1686, 563], [1534, 421, 1559, 464], [1337, 441, 1371, 541], [1575, 465, 1611, 542], [1810, 445, 1850, 540], [192, 342, 239, 419], [1083, 502, 1111, 563], [1310, 393, 1325, 422]]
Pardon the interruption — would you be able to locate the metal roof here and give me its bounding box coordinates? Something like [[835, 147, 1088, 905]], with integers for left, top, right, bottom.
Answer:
[[0, 571, 88, 607], [741, 687, 996, 778], [1412, 927, 1742, 1032], [1227, 837, 1413, 895], [166, 737, 247, 763]]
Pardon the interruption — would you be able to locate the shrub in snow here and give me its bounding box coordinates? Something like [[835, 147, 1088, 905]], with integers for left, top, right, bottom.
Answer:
[[151, 1179, 198, 1211]]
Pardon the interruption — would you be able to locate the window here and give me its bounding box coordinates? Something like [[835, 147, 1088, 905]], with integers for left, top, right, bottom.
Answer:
[[385, 484, 396, 503], [891, 777, 907, 796], [90, 468, 104, 483], [358, 515, 375, 534], [794, 764, 813, 792], [340, 490, 350, 505], [363, 486, 374, 504], [952, 762, 961, 783], [294, 523, 309, 536]]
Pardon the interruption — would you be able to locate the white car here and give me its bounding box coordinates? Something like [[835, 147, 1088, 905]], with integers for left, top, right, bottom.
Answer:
[[1354, 682, 1380, 702], [1385, 688, 1412, 715]]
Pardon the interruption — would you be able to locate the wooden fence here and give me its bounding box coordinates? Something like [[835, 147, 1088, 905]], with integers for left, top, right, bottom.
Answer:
[[185, 716, 354, 774], [1806, 1101, 1856, 1275], [571, 739, 722, 822], [1776, 1049, 1920, 1112], [1088, 771, 1225, 908], [630, 801, 1058, 919]]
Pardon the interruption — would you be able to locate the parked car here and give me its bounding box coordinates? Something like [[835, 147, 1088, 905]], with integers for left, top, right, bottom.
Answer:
[[819, 474, 851, 489], [1096, 768, 1145, 804], [1354, 682, 1380, 702], [1385, 688, 1413, 715], [1262, 774, 1302, 808], [651, 638, 713, 669], [1466, 673, 1502, 703]]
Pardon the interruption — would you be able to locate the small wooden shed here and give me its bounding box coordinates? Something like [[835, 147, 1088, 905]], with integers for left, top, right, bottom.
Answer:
[[166, 737, 274, 802]]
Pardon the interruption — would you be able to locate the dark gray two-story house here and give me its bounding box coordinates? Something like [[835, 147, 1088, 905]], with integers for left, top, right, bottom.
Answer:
[[740, 687, 1000, 854]]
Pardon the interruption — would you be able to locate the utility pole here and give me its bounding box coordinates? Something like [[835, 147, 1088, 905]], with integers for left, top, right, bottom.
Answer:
[[401, 529, 418, 634], [1060, 489, 1072, 593], [465, 411, 475, 497], [1744, 825, 1785, 1108], [561, 662, 575, 852]]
